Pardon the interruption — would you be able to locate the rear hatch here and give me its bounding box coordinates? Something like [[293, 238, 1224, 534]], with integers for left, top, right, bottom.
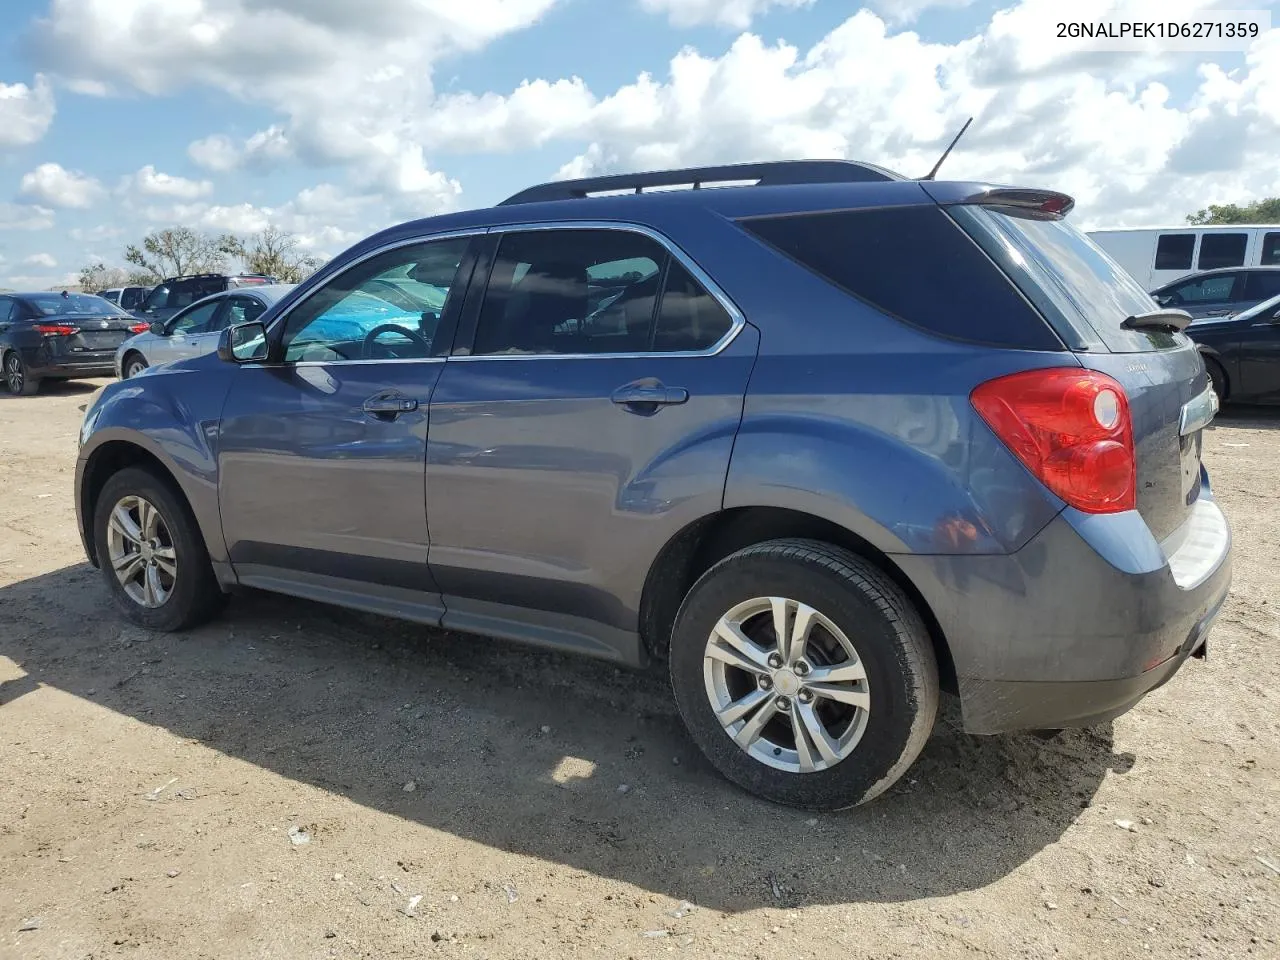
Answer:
[[953, 201, 1209, 543], [45, 315, 143, 361]]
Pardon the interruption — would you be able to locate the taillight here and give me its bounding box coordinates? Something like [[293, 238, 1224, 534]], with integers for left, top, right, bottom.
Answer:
[[971, 368, 1136, 514], [34, 324, 79, 337], [129, 323, 149, 334]]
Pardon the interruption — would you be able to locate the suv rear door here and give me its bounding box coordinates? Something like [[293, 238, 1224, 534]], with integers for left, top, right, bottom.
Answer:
[[424, 225, 757, 656]]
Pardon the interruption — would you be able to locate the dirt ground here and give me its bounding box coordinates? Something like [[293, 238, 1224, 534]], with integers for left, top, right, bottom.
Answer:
[[0, 379, 1276, 960]]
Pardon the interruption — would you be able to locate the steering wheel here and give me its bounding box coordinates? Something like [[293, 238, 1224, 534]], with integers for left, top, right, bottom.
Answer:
[[362, 323, 429, 359]]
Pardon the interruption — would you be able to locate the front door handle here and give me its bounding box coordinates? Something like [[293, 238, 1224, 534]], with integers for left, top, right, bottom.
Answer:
[[611, 380, 689, 411], [363, 393, 418, 417]]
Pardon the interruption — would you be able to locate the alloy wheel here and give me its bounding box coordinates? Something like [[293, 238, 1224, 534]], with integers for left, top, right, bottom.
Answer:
[[5, 355, 22, 393], [703, 596, 871, 774], [106, 495, 178, 608]]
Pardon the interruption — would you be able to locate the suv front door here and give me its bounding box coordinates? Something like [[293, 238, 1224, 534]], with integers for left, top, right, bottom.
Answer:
[[424, 226, 758, 658], [216, 235, 478, 613]]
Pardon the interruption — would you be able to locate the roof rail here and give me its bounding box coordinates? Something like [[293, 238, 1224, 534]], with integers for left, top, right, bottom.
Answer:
[[498, 159, 905, 206]]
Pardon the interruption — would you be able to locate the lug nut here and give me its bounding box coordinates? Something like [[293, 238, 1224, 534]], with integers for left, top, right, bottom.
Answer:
[[798, 689, 814, 704], [794, 660, 811, 677], [767, 653, 783, 669], [775, 696, 791, 711], [758, 676, 773, 691]]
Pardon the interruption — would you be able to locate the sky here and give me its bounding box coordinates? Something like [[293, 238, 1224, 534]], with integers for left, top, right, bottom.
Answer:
[[0, 0, 1277, 289]]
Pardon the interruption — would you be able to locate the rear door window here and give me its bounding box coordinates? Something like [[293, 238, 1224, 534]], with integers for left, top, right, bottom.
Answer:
[[1155, 234, 1195, 271], [738, 206, 1059, 350], [1243, 271, 1280, 302], [1165, 273, 1240, 305], [1198, 233, 1247, 270]]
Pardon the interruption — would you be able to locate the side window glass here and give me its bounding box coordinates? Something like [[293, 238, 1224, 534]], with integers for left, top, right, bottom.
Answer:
[[1154, 234, 1194, 271], [221, 297, 265, 330], [170, 300, 222, 334], [653, 261, 734, 352], [1243, 272, 1280, 301], [1261, 233, 1280, 267], [168, 281, 200, 310], [0, 298, 12, 322], [1198, 233, 1247, 270], [143, 284, 170, 311], [472, 229, 668, 356], [1170, 275, 1237, 304], [282, 238, 469, 363]]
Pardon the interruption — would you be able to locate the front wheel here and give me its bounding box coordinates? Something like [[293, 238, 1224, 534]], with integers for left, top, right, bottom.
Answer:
[[92, 466, 224, 631], [1205, 357, 1227, 405], [669, 539, 939, 810], [123, 354, 148, 379], [4, 351, 40, 395]]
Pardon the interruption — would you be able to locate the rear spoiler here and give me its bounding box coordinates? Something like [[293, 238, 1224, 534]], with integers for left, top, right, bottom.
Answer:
[[922, 184, 1076, 221]]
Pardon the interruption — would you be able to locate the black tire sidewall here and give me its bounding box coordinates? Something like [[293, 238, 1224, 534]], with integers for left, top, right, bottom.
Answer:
[[669, 545, 935, 810], [1206, 357, 1227, 404], [92, 466, 220, 631]]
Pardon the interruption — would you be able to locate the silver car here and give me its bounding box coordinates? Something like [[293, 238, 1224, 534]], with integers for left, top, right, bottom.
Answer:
[[115, 284, 295, 378]]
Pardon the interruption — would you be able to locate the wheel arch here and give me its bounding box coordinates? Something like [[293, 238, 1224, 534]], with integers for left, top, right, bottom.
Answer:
[[638, 505, 957, 694], [79, 439, 194, 569]]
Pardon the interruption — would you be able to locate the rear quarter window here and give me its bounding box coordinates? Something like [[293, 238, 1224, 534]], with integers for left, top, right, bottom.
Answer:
[[737, 206, 1061, 350]]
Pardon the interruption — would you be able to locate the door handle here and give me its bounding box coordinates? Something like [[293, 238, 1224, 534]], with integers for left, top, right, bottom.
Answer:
[[610, 380, 689, 410], [363, 393, 418, 417]]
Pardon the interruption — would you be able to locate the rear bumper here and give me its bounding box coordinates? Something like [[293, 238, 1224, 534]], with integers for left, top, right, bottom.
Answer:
[[19, 345, 116, 380], [895, 489, 1231, 734]]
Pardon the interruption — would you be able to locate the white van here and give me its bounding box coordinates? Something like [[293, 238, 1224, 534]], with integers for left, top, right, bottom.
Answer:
[[1087, 225, 1280, 290]]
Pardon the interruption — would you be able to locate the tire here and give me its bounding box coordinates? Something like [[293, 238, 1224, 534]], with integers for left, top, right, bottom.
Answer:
[[123, 354, 148, 379], [4, 351, 40, 395], [1205, 357, 1227, 405], [669, 538, 938, 810], [92, 466, 224, 631]]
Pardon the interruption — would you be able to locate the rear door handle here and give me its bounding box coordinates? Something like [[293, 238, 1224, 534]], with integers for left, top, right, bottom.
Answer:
[[363, 393, 418, 417], [611, 381, 689, 410]]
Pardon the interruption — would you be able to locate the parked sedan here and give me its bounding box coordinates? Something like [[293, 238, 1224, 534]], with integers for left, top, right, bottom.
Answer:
[[1186, 291, 1280, 403], [116, 284, 295, 379], [1, 291, 148, 395], [1150, 266, 1280, 320]]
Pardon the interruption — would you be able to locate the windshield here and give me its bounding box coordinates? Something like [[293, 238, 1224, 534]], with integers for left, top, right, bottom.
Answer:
[[26, 293, 127, 317], [956, 205, 1176, 353]]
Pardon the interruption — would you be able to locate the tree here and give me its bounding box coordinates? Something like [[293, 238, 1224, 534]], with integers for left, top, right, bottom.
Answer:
[[124, 227, 241, 281], [1186, 198, 1280, 225], [78, 262, 132, 293], [226, 225, 326, 283]]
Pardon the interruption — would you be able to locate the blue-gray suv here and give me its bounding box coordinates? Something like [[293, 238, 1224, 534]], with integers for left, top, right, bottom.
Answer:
[[75, 161, 1232, 810]]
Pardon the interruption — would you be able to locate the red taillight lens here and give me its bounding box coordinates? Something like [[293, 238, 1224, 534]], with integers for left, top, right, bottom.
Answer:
[[34, 323, 79, 337], [971, 368, 1136, 513], [129, 323, 149, 334]]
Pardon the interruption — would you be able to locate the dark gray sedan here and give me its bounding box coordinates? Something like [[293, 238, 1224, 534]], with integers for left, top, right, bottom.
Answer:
[[115, 284, 295, 379]]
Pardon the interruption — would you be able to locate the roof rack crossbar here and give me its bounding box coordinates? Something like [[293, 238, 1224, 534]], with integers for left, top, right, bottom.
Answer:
[[498, 159, 904, 206]]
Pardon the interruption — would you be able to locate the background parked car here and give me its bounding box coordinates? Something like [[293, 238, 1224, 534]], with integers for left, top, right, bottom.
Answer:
[[1, 291, 146, 395], [116, 284, 295, 379], [100, 286, 152, 311], [1150, 266, 1280, 319], [131, 273, 277, 324], [1186, 291, 1280, 403]]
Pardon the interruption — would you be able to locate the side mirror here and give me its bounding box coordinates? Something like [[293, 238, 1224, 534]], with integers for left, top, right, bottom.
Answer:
[[1270, 308, 1280, 323], [218, 321, 269, 363], [148, 321, 167, 336]]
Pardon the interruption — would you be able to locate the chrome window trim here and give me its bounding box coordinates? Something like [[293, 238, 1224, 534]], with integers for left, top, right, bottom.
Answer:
[[450, 219, 746, 362]]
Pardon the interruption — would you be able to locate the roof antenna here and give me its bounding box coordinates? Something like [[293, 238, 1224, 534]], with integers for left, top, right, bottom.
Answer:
[[920, 117, 973, 181]]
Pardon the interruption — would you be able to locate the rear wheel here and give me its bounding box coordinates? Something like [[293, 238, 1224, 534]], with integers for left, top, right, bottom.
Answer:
[[4, 352, 40, 395], [669, 539, 939, 810], [1205, 357, 1227, 405], [123, 354, 148, 379], [92, 466, 223, 631]]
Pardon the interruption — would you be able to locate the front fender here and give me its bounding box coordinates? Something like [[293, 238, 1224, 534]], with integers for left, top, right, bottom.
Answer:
[[724, 398, 1064, 557], [76, 366, 232, 566]]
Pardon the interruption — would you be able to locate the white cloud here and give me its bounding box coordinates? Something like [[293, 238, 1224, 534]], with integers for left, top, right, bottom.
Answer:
[[0, 74, 55, 147], [860, 0, 975, 26], [69, 224, 125, 242], [19, 163, 105, 209], [0, 203, 55, 231], [187, 134, 240, 172], [126, 164, 214, 200], [638, 0, 814, 29], [23, 252, 57, 268], [188, 125, 293, 172]]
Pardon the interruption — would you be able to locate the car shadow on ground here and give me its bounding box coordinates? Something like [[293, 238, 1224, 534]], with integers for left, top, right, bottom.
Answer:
[[1212, 404, 1280, 431], [0, 564, 1135, 912], [0, 379, 105, 401]]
